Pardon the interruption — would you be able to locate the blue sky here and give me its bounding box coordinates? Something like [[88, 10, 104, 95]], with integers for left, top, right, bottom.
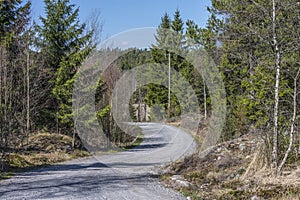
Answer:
[[30, 0, 211, 39]]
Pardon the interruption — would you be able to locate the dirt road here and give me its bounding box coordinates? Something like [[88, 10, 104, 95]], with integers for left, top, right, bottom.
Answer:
[[0, 123, 196, 200]]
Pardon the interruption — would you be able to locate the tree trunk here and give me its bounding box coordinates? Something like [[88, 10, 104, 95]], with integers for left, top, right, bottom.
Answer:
[[203, 78, 207, 120], [3, 47, 8, 151], [143, 95, 147, 122], [272, 0, 281, 171], [72, 128, 76, 149], [277, 67, 300, 173], [168, 52, 171, 119], [138, 88, 142, 122], [0, 46, 3, 170], [26, 42, 30, 149], [248, 19, 255, 99]]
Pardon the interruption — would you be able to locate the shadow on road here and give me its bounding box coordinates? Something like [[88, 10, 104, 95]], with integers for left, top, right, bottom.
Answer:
[[0, 162, 159, 200]]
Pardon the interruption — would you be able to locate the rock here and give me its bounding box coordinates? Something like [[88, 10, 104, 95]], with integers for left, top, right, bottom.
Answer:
[[215, 154, 233, 168], [171, 175, 183, 181], [239, 143, 246, 151], [251, 195, 261, 200], [170, 175, 191, 188], [176, 179, 190, 187], [216, 147, 222, 153], [282, 171, 291, 176]]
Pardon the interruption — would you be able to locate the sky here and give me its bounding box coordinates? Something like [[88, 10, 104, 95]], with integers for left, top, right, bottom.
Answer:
[[30, 0, 211, 49]]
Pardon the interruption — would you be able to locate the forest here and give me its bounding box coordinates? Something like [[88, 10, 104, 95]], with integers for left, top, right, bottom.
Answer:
[[0, 0, 299, 198]]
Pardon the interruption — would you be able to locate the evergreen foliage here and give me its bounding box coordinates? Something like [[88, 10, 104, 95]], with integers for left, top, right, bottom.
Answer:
[[36, 0, 94, 132], [0, 0, 298, 173], [202, 0, 300, 170], [150, 9, 205, 119]]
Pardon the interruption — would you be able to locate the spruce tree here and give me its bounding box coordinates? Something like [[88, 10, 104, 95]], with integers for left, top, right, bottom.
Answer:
[[171, 9, 185, 56], [149, 10, 204, 119], [37, 0, 94, 136], [151, 13, 171, 64]]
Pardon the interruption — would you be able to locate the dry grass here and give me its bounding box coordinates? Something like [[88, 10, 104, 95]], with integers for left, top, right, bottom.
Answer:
[[161, 134, 300, 199], [0, 132, 90, 180]]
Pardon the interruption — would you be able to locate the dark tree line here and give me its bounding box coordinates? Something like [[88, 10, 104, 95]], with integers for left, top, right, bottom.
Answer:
[[0, 0, 97, 170], [0, 0, 31, 170]]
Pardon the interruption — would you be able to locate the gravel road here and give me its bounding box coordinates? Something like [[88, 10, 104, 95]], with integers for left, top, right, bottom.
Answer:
[[0, 123, 196, 200]]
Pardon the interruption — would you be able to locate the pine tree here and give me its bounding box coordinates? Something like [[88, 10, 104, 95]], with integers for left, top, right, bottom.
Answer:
[[37, 0, 94, 139]]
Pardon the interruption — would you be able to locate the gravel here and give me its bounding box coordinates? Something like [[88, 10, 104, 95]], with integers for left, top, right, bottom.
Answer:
[[0, 123, 196, 200]]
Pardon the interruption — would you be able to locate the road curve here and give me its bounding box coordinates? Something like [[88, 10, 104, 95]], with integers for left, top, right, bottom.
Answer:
[[0, 123, 196, 200]]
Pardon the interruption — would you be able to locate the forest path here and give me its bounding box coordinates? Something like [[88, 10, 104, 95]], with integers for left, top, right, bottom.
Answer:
[[0, 123, 196, 200]]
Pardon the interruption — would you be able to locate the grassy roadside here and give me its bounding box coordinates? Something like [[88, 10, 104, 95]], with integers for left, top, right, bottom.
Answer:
[[160, 132, 300, 199], [161, 121, 300, 199], [0, 149, 90, 180], [0, 132, 90, 180], [121, 134, 144, 150], [0, 132, 145, 181], [166, 120, 204, 146]]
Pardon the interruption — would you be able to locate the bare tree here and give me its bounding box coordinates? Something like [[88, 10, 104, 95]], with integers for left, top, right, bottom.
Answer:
[[277, 67, 300, 173], [85, 9, 103, 47], [271, 0, 281, 171]]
